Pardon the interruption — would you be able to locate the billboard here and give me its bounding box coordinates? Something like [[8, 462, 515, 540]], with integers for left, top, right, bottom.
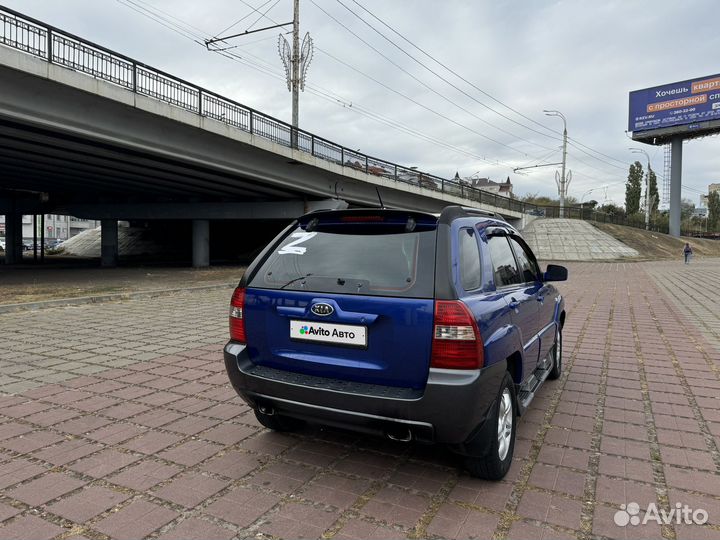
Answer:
[[628, 73, 720, 134]]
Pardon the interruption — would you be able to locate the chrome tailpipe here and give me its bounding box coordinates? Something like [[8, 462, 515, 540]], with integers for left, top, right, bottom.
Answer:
[[386, 427, 413, 442]]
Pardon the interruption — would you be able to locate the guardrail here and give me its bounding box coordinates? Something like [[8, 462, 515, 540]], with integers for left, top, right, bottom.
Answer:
[[0, 5, 542, 215], [530, 205, 705, 236]]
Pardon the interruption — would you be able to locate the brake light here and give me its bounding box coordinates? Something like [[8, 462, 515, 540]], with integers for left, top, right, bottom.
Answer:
[[340, 215, 384, 222], [229, 287, 246, 343], [430, 301, 484, 369]]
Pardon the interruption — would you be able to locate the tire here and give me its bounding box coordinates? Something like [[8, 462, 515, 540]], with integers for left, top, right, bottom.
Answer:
[[464, 372, 517, 480], [548, 324, 562, 380], [254, 409, 304, 432]]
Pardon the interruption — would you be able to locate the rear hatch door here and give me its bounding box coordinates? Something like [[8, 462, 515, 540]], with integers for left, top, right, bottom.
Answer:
[[244, 211, 437, 390]]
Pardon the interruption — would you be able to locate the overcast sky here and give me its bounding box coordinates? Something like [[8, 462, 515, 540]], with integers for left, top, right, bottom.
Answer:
[[6, 0, 720, 207]]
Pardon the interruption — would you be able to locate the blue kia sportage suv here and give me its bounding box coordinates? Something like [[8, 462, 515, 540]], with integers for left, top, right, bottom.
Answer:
[[224, 206, 567, 479]]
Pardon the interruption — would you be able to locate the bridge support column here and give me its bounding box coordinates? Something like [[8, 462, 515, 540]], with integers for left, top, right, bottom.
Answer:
[[669, 135, 683, 238], [101, 219, 118, 267], [4, 212, 23, 264], [192, 219, 209, 268]]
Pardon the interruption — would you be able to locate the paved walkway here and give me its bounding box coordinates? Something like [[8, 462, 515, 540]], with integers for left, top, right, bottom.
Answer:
[[0, 261, 719, 539], [523, 219, 639, 261], [645, 259, 720, 353], [0, 266, 242, 306]]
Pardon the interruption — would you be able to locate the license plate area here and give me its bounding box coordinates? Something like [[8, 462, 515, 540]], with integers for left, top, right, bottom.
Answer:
[[290, 320, 367, 348]]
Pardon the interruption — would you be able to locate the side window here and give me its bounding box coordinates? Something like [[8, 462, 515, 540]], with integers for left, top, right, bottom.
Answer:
[[509, 237, 540, 283], [487, 236, 521, 287], [458, 228, 481, 291]]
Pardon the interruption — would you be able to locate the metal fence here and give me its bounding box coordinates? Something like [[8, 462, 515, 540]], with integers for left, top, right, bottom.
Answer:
[[0, 5, 547, 214], [530, 205, 691, 235]]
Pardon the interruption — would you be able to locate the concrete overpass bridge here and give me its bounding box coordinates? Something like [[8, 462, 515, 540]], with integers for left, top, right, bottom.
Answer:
[[0, 6, 533, 266]]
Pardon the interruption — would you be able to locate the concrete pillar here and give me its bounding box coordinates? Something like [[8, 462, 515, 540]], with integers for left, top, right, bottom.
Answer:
[[4, 213, 23, 264], [192, 219, 210, 268], [40, 214, 45, 263], [669, 136, 683, 238], [100, 219, 118, 267]]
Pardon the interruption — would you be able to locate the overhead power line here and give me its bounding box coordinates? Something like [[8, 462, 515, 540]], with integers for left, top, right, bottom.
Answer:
[[312, 0, 558, 154], [230, 2, 629, 178], [343, 0, 631, 168], [335, 0, 562, 143], [316, 48, 538, 156], [115, 0, 626, 182], [243, 0, 283, 34], [213, 0, 276, 39], [115, 0, 206, 45], [116, 0, 521, 169]]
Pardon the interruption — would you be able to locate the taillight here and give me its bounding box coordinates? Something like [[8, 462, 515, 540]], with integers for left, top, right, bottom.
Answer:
[[229, 287, 246, 343], [340, 215, 384, 222], [430, 301, 484, 369]]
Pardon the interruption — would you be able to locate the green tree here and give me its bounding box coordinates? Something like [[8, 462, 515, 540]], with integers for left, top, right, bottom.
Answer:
[[521, 192, 557, 206], [681, 198, 695, 221], [598, 203, 625, 216], [625, 161, 643, 215], [708, 191, 720, 232], [647, 166, 659, 213]]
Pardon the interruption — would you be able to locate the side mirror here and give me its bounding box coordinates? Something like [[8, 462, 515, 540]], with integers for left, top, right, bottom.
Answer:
[[543, 264, 568, 282]]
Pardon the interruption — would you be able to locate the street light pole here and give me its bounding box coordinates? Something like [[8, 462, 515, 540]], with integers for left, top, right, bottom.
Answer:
[[630, 148, 651, 230], [580, 188, 594, 217], [543, 110, 568, 218], [291, 0, 300, 136], [580, 185, 609, 218]]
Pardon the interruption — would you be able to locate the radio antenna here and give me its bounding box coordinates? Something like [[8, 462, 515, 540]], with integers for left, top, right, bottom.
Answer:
[[375, 187, 385, 209]]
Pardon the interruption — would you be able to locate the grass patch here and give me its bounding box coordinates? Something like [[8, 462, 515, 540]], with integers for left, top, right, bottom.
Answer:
[[592, 222, 720, 260]]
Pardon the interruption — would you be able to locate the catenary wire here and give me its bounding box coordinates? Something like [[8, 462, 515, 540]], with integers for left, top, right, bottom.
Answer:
[[116, 0, 625, 180], [213, 0, 277, 38], [310, 0, 558, 154], [116, 0, 518, 167], [347, 0, 631, 168], [316, 47, 541, 156]]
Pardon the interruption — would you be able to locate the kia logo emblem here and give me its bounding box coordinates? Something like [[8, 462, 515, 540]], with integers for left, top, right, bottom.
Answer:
[[311, 303, 334, 317]]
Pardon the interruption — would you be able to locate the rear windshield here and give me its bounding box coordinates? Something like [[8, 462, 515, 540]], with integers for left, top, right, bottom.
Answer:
[[249, 226, 437, 298]]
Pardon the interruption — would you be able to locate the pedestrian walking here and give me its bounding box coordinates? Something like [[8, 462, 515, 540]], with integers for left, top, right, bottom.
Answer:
[[683, 242, 693, 264]]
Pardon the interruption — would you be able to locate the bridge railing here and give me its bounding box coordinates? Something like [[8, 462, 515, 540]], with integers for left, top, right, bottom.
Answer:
[[0, 5, 542, 215]]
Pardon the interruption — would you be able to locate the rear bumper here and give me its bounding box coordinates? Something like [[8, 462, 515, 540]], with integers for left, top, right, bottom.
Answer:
[[224, 341, 504, 454]]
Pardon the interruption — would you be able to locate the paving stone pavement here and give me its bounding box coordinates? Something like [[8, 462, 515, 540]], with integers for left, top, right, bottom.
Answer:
[[0, 261, 719, 539], [644, 258, 720, 353], [0, 289, 230, 395]]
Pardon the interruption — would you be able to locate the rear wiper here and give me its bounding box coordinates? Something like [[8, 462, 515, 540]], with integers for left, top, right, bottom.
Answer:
[[279, 273, 313, 289]]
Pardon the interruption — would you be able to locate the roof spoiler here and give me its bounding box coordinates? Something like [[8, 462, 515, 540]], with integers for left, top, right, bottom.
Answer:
[[439, 205, 506, 224]]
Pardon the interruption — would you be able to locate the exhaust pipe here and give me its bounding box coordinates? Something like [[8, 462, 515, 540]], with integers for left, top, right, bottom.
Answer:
[[386, 426, 412, 442], [258, 404, 276, 416]]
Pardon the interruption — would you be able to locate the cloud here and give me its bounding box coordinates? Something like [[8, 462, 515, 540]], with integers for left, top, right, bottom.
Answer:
[[7, 0, 719, 206]]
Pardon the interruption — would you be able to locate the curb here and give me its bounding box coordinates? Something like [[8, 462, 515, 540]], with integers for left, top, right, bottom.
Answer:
[[0, 282, 236, 314]]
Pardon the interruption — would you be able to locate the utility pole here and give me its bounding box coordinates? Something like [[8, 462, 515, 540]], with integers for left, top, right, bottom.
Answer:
[[291, 0, 300, 134], [544, 110, 570, 218], [277, 1, 313, 146], [630, 147, 651, 230], [560, 124, 567, 218], [205, 2, 313, 143]]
